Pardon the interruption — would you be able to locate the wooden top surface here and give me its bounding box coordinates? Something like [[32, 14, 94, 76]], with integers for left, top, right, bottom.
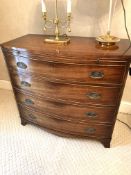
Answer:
[[1, 34, 131, 61]]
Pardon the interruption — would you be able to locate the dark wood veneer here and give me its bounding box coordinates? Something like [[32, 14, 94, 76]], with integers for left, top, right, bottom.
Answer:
[[1, 34, 131, 148]]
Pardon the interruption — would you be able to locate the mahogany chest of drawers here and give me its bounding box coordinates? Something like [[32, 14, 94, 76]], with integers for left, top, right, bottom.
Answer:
[[1, 34, 131, 148]]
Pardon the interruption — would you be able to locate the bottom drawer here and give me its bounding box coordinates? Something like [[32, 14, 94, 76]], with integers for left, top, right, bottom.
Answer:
[[19, 105, 113, 138]]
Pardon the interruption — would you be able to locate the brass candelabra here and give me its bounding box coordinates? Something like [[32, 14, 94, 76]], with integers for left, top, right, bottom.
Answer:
[[42, 0, 71, 44]]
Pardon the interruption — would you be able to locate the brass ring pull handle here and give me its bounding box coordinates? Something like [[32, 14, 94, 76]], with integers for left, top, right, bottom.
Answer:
[[21, 81, 31, 87], [85, 112, 97, 118], [86, 92, 101, 100], [24, 99, 34, 105], [85, 127, 96, 134], [89, 71, 104, 79], [17, 62, 27, 69], [28, 114, 36, 120]]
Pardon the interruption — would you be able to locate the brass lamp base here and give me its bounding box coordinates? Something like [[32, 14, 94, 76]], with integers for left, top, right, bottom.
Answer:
[[45, 37, 70, 44], [96, 34, 120, 50]]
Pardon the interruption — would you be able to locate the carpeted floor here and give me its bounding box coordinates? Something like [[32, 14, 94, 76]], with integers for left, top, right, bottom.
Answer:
[[0, 89, 131, 175]]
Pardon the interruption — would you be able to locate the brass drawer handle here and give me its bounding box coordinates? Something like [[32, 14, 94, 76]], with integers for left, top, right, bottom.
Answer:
[[25, 99, 34, 105], [17, 62, 27, 69], [28, 114, 36, 120], [89, 71, 104, 79], [85, 127, 96, 134], [85, 112, 97, 118], [86, 92, 101, 100], [21, 81, 31, 87]]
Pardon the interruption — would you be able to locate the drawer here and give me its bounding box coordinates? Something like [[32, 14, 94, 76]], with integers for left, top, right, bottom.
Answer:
[[15, 91, 116, 124], [13, 76, 121, 106], [6, 54, 126, 85], [19, 106, 113, 138]]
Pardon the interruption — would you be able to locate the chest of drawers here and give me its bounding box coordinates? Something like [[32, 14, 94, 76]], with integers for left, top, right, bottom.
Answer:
[[1, 34, 131, 148]]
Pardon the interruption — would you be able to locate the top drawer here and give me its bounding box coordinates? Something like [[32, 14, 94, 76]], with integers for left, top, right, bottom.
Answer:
[[5, 54, 126, 85]]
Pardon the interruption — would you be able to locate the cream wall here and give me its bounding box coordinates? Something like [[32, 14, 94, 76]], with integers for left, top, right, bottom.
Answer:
[[0, 0, 131, 102]]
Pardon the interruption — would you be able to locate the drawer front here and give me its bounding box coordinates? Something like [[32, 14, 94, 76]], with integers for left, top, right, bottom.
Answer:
[[13, 75, 121, 106], [19, 106, 113, 138], [6, 54, 126, 85], [15, 91, 116, 123]]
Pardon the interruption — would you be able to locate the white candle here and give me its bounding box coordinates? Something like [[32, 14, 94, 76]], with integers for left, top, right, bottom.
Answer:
[[67, 0, 71, 13], [41, 0, 46, 13], [107, 0, 113, 33], [107, 0, 117, 33]]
